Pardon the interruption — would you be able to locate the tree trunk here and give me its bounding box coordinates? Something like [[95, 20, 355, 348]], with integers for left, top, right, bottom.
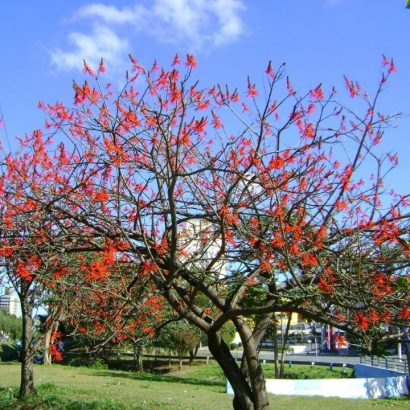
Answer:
[[133, 342, 138, 370], [178, 353, 183, 370], [19, 298, 36, 397], [133, 343, 144, 371], [189, 345, 199, 364], [208, 330, 258, 410], [43, 327, 52, 365], [279, 315, 292, 378], [139, 346, 144, 371], [272, 319, 279, 378], [234, 318, 270, 410], [241, 313, 274, 379]]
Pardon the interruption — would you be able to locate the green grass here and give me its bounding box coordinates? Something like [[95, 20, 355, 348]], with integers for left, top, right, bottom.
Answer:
[[0, 364, 230, 410], [264, 362, 355, 379], [0, 363, 408, 409]]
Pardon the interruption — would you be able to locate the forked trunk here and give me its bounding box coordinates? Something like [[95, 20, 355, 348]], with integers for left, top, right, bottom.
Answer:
[[19, 299, 36, 397], [208, 330, 269, 410], [208, 331, 254, 409], [235, 318, 270, 410], [241, 312, 274, 380]]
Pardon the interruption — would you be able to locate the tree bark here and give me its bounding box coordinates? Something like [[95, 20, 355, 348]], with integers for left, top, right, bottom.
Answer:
[[241, 313, 274, 379], [235, 318, 270, 410], [139, 346, 144, 371], [208, 330, 255, 410], [272, 319, 279, 378], [19, 298, 36, 397], [178, 353, 183, 370], [133, 343, 144, 371], [279, 314, 292, 378], [43, 327, 52, 365], [189, 345, 199, 364]]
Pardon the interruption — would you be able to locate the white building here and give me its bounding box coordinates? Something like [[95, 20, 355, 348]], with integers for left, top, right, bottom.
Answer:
[[0, 288, 19, 316], [177, 219, 226, 277]]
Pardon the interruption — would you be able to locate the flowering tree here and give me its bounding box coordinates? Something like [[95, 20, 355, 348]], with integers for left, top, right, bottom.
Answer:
[[2, 55, 410, 409], [0, 205, 70, 396], [64, 250, 165, 365], [0, 201, 163, 397]]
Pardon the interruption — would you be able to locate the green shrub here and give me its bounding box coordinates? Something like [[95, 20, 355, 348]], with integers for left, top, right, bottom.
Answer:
[[0, 343, 19, 361], [88, 358, 109, 370]]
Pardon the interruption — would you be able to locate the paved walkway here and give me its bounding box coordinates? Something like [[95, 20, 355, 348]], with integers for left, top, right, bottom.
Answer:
[[198, 347, 362, 366]]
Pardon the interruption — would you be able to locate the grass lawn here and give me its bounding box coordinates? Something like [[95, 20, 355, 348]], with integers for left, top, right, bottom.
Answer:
[[264, 362, 354, 379], [0, 363, 408, 409]]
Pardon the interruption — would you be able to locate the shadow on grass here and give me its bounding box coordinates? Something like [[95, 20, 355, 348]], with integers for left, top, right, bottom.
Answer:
[[90, 369, 225, 388], [0, 384, 130, 410]]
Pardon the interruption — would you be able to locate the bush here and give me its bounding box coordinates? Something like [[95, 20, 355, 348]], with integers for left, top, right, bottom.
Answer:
[[62, 353, 108, 369], [0, 343, 19, 361], [87, 358, 109, 370]]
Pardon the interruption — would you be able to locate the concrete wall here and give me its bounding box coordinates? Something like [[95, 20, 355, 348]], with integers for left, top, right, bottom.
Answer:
[[227, 373, 409, 399]]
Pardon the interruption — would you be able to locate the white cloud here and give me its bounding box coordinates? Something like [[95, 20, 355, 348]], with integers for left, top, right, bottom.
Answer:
[[74, 3, 146, 25], [212, 0, 245, 47], [51, 0, 246, 73], [149, 0, 246, 49], [51, 24, 129, 73]]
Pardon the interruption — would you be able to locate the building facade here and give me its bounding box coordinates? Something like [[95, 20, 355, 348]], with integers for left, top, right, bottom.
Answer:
[[0, 288, 18, 316]]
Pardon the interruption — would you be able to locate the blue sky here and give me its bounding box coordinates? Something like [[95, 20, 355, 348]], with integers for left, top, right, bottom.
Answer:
[[0, 0, 409, 191]]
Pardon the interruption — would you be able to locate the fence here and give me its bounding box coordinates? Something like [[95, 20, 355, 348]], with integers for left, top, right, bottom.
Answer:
[[227, 373, 409, 399], [360, 355, 408, 374]]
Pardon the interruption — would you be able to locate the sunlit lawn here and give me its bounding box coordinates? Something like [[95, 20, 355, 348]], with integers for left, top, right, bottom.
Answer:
[[0, 363, 408, 409]]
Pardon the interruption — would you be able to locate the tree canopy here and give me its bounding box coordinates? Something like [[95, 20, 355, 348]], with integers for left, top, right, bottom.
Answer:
[[1, 55, 409, 409]]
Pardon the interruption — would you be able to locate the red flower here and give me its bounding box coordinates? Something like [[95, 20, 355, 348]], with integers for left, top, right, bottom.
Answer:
[[354, 313, 369, 331], [344, 76, 358, 98], [185, 54, 197, 69], [172, 54, 181, 66], [382, 55, 397, 74], [98, 58, 106, 74], [398, 306, 410, 321], [83, 60, 95, 77], [247, 79, 258, 97], [265, 61, 274, 78], [50, 343, 63, 362], [211, 111, 223, 129], [310, 84, 324, 101]]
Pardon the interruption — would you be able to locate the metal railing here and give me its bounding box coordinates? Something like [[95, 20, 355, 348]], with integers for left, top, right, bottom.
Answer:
[[359, 355, 408, 374]]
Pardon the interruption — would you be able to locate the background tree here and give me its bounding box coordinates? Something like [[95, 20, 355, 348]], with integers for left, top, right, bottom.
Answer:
[[0, 203, 72, 397], [154, 320, 201, 369], [0, 308, 21, 341], [58, 248, 166, 371]]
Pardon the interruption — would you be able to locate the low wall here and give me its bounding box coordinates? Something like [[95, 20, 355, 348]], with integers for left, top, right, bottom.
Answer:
[[354, 364, 405, 378], [227, 373, 409, 399]]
